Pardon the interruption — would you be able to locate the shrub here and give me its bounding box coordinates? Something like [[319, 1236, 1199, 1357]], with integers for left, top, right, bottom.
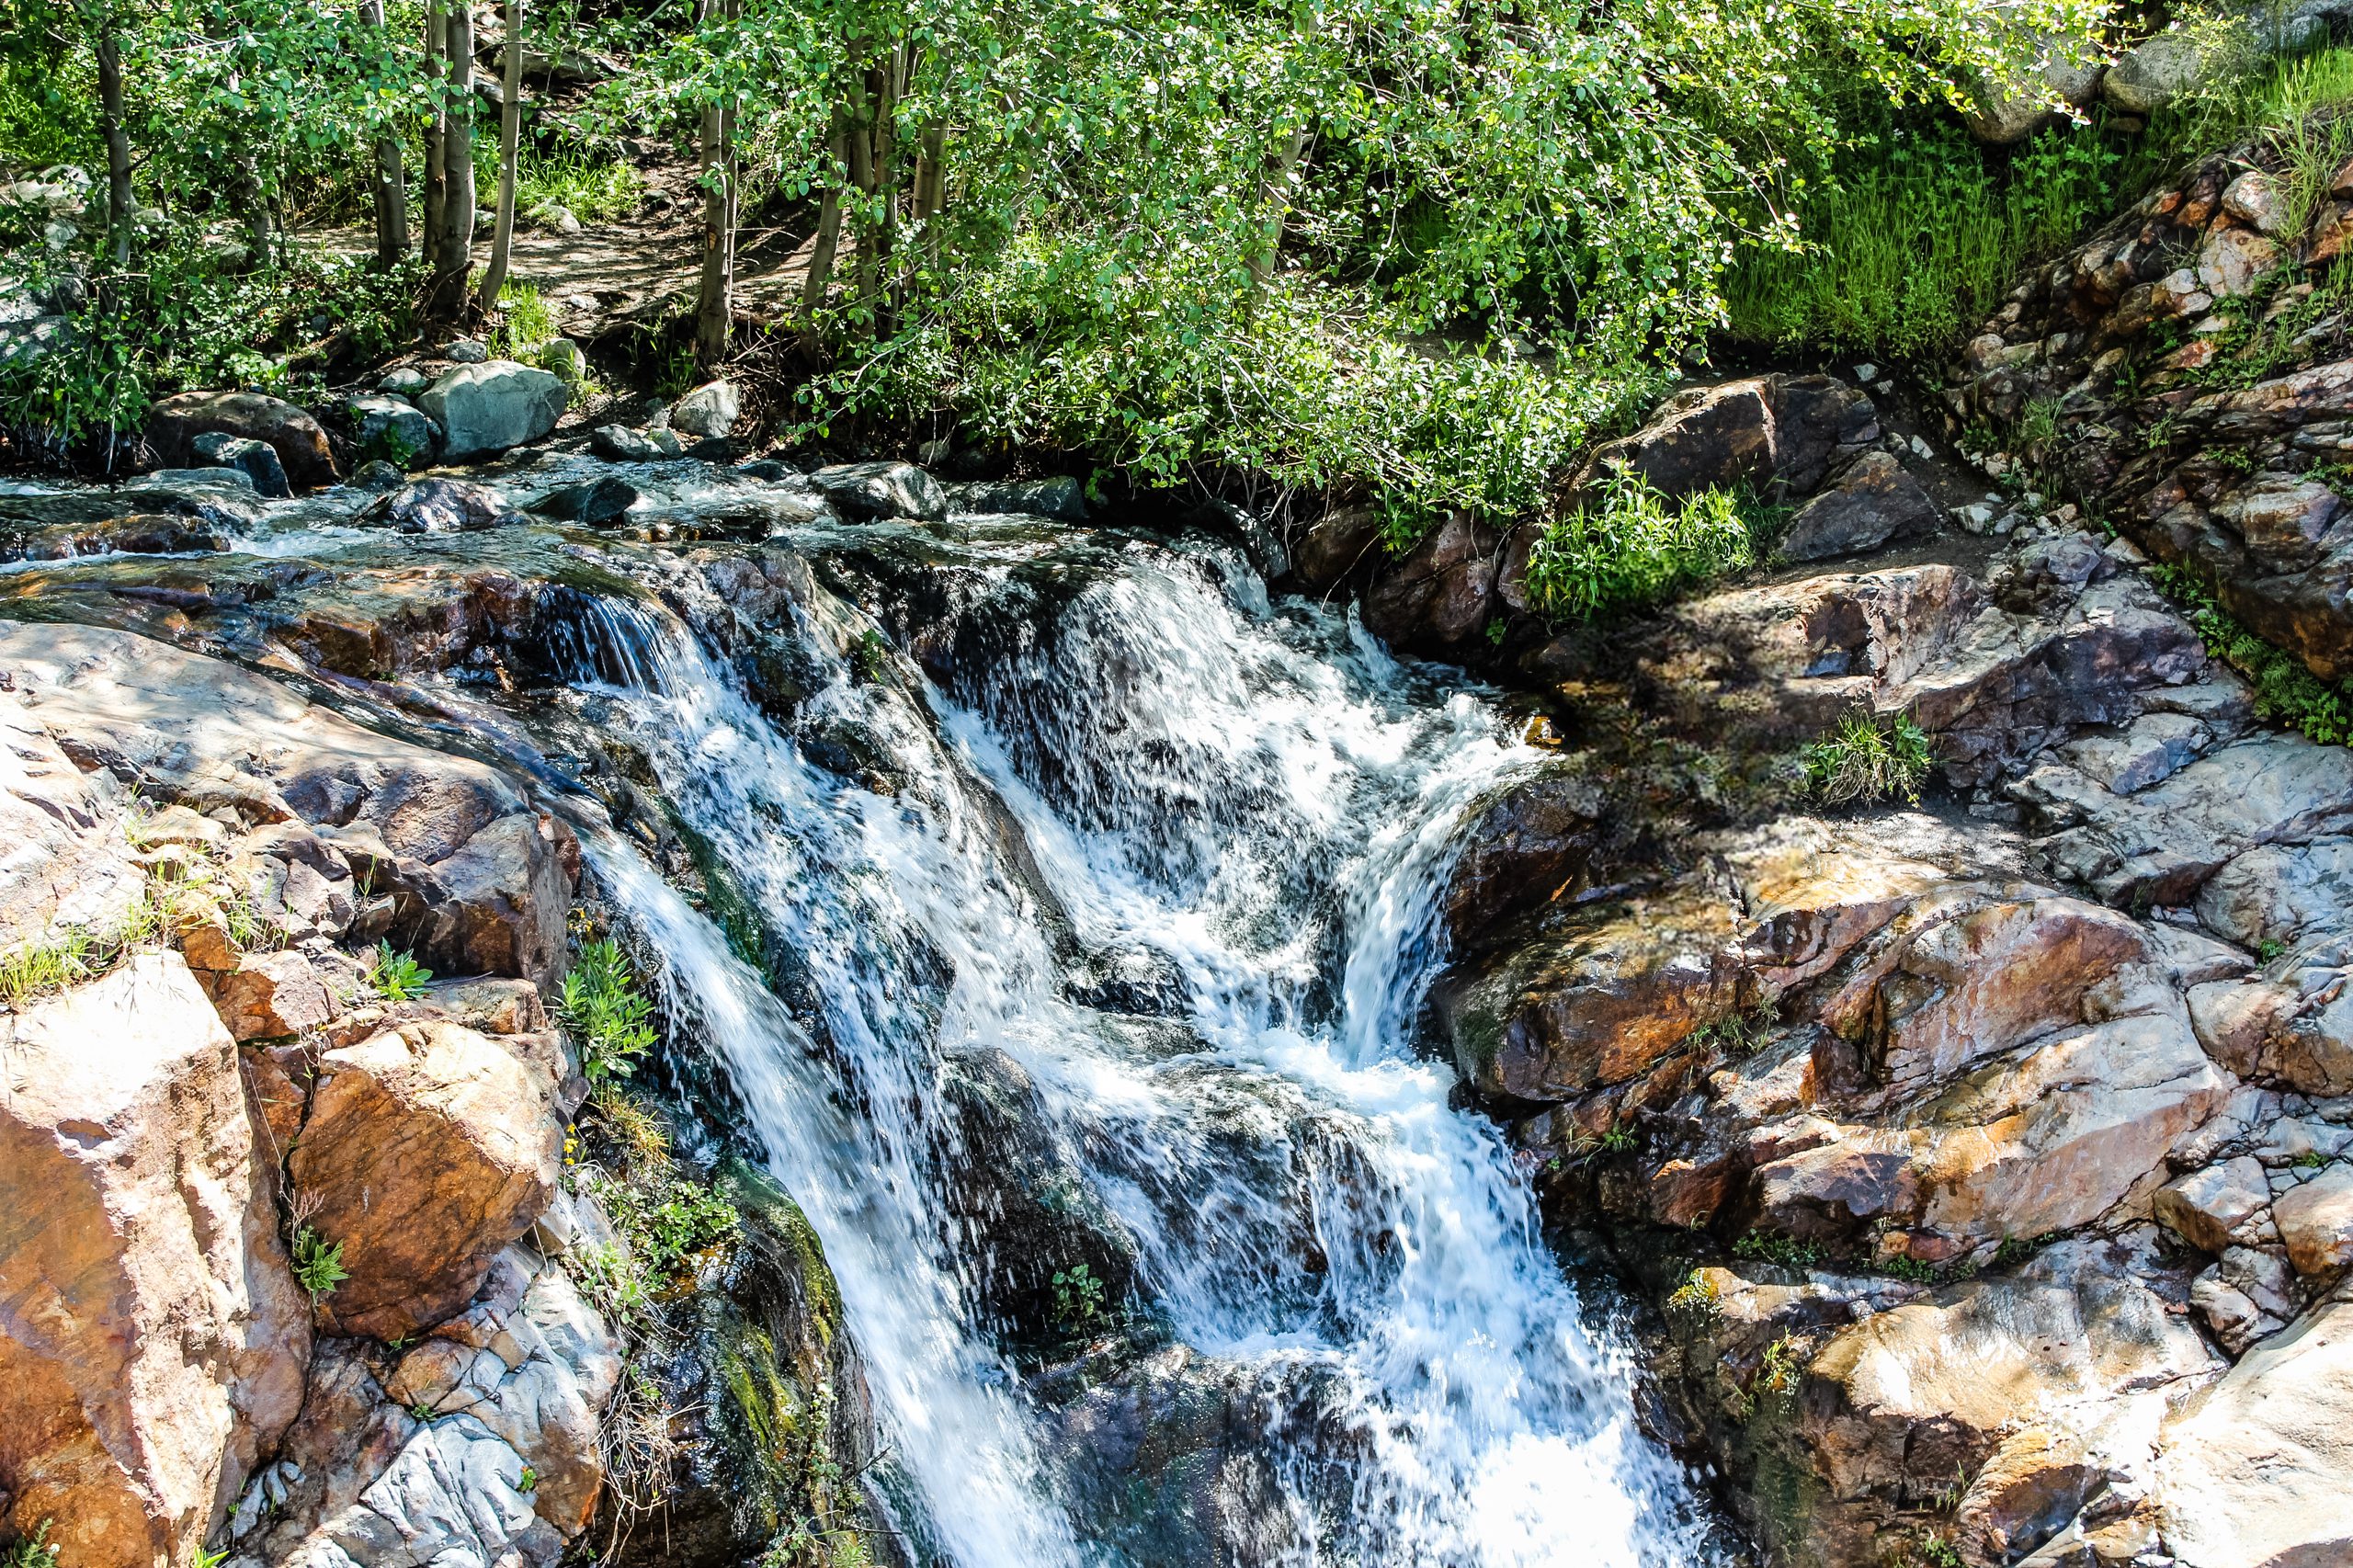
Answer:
[[561, 937, 658, 1082], [291, 1224, 349, 1299], [368, 941, 433, 1001], [1802, 710, 1936, 805], [2148, 562, 2353, 744], [1520, 467, 1756, 620]]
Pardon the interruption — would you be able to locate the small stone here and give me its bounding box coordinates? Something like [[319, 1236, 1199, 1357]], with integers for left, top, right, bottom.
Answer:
[[669, 380, 741, 439], [539, 337, 584, 384], [2155, 1156, 2272, 1253], [2223, 170, 2287, 235], [447, 337, 489, 364], [529, 476, 637, 527], [1854, 362, 1879, 383], [380, 366, 428, 395], [349, 459, 405, 493], [589, 424, 677, 463], [1909, 434, 1934, 460], [734, 458, 794, 483], [190, 432, 291, 498]]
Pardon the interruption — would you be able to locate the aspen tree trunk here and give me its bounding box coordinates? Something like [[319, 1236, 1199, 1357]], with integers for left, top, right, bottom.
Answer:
[[94, 17, 133, 267], [1245, 127, 1307, 297], [473, 0, 525, 313], [799, 127, 846, 357], [360, 0, 409, 268], [423, 0, 447, 266], [691, 0, 737, 374], [430, 2, 478, 318]]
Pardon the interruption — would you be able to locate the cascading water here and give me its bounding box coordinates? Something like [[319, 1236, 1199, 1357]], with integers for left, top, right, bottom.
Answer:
[[560, 524, 1721, 1567]]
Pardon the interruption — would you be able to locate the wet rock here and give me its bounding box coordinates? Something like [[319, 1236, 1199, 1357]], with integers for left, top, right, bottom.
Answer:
[[1289, 502, 1381, 589], [590, 424, 683, 462], [810, 460, 949, 522], [146, 389, 337, 489], [529, 475, 638, 527], [1360, 511, 1499, 653], [348, 392, 439, 470], [1776, 450, 1939, 562], [943, 475, 1090, 522], [356, 475, 522, 534], [2159, 1295, 2353, 1566], [1438, 764, 1612, 948], [417, 359, 570, 460], [1437, 883, 1745, 1102], [669, 380, 741, 438], [938, 1046, 1141, 1343], [192, 431, 292, 498], [0, 953, 311, 1565], [349, 458, 405, 492], [290, 1021, 563, 1342], [1, 623, 576, 988]]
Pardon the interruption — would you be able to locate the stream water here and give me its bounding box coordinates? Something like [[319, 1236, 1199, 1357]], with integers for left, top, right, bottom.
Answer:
[[549, 521, 1720, 1567]]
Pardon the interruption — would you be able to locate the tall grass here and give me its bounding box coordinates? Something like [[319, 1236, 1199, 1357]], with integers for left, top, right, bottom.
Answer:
[[1725, 125, 2120, 355]]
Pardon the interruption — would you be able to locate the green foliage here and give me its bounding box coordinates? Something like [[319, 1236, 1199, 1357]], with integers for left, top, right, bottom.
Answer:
[[1732, 1232, 1823, 1268], [1665, 1267, 1721, 1320], [847, 630, 891, 685], [561, 937, 659, 1082], [1597, 1122, 1638, 1153], [3, 1520, 58, 1568], [1726, 122, 2120, 356], [368, 941, 433, 1001], [1521, 467, 1756, 621], [1881, 1254, 1940, 1284], [292, 1224, 349, 1299], [0, 927, 99, 1006], [1802, 710, 1936, 805], [575, 1157, 742, 1330], [2147, 562, 2353, 744], [1051, 1262, 1106, 1332], [488, 282, 556, 363], [516, 146, 644, 225], [1994, 1232, 2058, 1267], [1912, 1536, 1964, 1568]]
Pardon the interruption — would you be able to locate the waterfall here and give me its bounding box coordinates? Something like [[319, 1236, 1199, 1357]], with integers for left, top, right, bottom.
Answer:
[[563, 529, 1720, 1567]]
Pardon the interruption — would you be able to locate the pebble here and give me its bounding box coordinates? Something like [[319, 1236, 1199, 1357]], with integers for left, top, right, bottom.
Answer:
[[1854, 362, 1879, 383], [447, 338, 488, 364]]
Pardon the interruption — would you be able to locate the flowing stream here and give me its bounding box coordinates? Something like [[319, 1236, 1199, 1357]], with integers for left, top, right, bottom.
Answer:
[[551, 523, 1717, 1567]]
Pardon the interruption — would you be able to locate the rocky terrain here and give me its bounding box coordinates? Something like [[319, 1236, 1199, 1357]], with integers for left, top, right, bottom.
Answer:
[[7, 137, 2353, 1566]]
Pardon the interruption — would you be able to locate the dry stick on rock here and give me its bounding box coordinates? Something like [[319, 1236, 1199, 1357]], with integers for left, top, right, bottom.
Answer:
[[475, 0, 526, 313], [360, 0, 408, 267]]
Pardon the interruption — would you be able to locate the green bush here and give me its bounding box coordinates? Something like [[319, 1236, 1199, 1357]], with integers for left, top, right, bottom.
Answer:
[[291, 1224, 349, 1299], [1802, 710, 1937, 804], [561, 937, 658, 1082], [2148, 562, 2353, 744], [368, 941, 433, 1001], [1519, 467, 1756, 619]]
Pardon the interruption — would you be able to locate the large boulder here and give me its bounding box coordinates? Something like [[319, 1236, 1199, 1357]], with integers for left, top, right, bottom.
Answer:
[[0, 953, 312, 1565], [290, 1021, 563, 1342], [808, 460, 948, 522], [1776, 450, 1940, 563], [347, 393, 438, 471], [1361, 512, 1501, 653], [2159, 1296, 2353, 1567], [355, 477, 521, 535], [0, 623, 576, 989], [668, 380, 740, 439], [144, 390, 337, 489], [416, 361, 570, 460]]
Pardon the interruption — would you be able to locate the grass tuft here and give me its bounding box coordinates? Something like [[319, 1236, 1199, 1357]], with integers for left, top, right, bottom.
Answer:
[[1802, 710, 1936, 805], [1520, 466, 1758, 620]]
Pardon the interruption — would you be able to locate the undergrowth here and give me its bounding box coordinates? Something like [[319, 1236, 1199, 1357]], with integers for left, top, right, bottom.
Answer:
[[1802, 710, 1936, 805], [2147, 562, 2353, 743], [561, 936, 659, 1082], [1519, 466, 1759, 620]]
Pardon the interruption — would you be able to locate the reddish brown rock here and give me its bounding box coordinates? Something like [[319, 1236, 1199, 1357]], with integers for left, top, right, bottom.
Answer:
[[0, 954, 310, 1566], [290, 1021, 563, 1342], [1361, 512, 1500, 653], [144, 390, 337, 489]]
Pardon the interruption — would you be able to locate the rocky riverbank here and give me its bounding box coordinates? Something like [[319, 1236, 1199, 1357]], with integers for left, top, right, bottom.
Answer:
[[6, 253, 2353, 1566]]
